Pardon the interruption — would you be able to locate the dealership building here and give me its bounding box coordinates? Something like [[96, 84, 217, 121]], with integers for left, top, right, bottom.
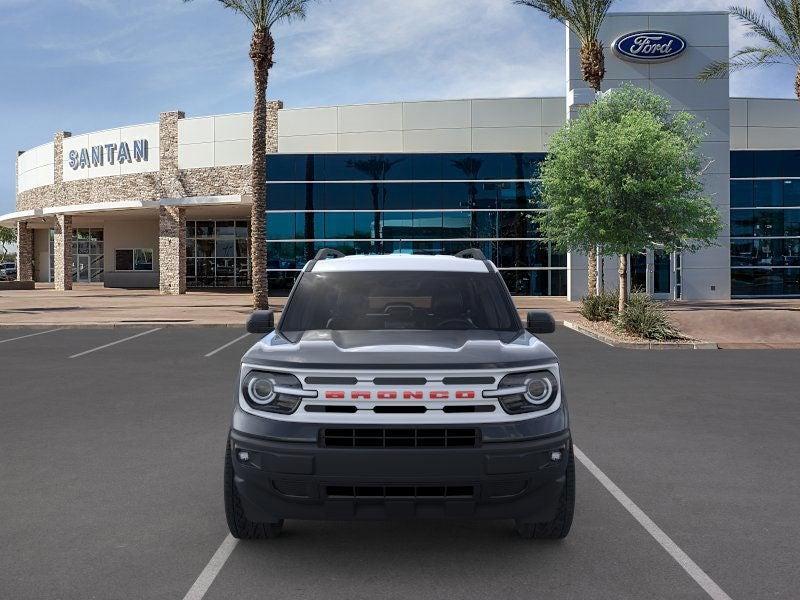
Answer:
[[4, 11, 800, 299]]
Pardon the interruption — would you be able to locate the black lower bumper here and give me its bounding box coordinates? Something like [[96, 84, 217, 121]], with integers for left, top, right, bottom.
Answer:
[[229, 427, 572, 522]]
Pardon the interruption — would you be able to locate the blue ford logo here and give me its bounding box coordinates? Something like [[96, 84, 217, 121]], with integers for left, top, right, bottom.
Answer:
[[613, 31, 687, 62]]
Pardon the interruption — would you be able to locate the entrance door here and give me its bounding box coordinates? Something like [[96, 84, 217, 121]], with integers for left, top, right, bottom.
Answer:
[[77, 255, 90, 282], [652, 249, 672, 299], [630, 253, 647, 293]]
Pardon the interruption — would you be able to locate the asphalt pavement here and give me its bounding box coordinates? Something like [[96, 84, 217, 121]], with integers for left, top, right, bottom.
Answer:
[[0, 326, 797, 599]]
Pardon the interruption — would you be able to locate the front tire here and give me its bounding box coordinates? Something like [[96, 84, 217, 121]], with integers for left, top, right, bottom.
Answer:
[[224, 444, 283, 539], [515, 443, 575, 540]]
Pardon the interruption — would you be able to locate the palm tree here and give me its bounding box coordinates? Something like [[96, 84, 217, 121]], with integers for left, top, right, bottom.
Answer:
[[185, 0, 313, 309], [515, 0, 616, 295], [699, 2, 800, 101]]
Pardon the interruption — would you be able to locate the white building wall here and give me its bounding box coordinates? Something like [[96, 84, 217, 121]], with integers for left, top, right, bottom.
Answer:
[[567, 11, 731, 301], [61, 123, 160, 182], [730, 98, 800, 150], [17, 142, 55, 193]]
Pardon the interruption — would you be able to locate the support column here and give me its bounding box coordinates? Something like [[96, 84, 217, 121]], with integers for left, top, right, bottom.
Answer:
[[159, 205, 185, 295], [53, 214, 73, 291], [16, 221, 33, 282]]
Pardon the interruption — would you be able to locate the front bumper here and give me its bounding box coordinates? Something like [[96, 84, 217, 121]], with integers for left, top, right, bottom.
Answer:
[[229, 426, 571, 522]]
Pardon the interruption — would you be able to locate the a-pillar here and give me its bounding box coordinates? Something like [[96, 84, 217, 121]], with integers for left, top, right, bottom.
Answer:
[[16, 221, 33, 282], [159, 205, 186, 295], [53, 214, 73, 291]]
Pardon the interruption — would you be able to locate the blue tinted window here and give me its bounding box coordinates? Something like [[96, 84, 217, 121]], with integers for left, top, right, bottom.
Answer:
[[324, 183, 354, 210], [355, 213, 377, 238], [441, 183, 471, 209], [412, 155, 442, 180], [783, 180, 800, 207], [730, 151, 754, 178], [785, 209, 800, 235], [266, 155, 297, 181], [730, 210, 753, 237], [413, 212, 443, 237], [324, 213, 354, 238], [381, 183, 413, 210], [732, 268, 800, 296], [754, 151, 783, 177], [754, 180, 783, 207], [412, 182, 443, 209], [382, 212, 413, 238], [267, 184, 299, 210], [266, 213, 295, 240], [730, 181, 753, 208], [353, 183, 380, 210], [442, 212, 472, 237], [473, 212, 498, 238]]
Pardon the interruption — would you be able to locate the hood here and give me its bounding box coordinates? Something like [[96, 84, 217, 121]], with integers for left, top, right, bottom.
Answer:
[[242, 329, 558, 370]]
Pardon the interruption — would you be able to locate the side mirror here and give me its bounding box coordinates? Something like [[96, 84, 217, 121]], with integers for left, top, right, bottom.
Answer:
[[526, 311, 556, 334], [246, 310, 275, 334]]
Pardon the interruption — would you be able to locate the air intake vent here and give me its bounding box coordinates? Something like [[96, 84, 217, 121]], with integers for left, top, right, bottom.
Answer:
[[325, 485, 475, 499], [321, 428, 480, 448]]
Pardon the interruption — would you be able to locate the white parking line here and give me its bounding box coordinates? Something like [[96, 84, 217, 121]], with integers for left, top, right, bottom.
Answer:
[[68, 328, 162, 359], [574, 445, 733, 600], [0, 328, 63, 345], [182, 534, 238, 600], [204, 333, 251, 358]]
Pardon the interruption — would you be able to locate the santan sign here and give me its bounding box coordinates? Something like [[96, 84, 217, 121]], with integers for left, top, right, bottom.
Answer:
[[613, 31, 687, 62], [68, 139, 149, 170]]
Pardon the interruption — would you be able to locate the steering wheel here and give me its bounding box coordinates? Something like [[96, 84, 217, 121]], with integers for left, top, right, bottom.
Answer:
[[435, 318, 476, 329]]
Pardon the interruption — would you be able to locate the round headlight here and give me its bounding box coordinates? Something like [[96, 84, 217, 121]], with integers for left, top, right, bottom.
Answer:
[[247, 376, 275, 405], [525, 376, 553, 404]]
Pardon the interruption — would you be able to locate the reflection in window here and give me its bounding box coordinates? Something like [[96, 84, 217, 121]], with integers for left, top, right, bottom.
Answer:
[[187, 220, 250, 288]]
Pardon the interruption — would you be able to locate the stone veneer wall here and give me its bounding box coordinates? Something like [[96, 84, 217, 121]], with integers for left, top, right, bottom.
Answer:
[[16, 222, 33, 281], [16, 102, 283, 211], [158, 206, 186, 294], [53, 214, 73, 291]]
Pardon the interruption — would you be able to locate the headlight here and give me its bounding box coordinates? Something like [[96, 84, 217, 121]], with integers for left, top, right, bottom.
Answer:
[[486, 370, 559, 414], [241, 371, 312, 414]]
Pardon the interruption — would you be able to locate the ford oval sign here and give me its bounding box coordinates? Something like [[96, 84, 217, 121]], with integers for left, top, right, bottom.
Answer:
[[613, 31, 687, 63]]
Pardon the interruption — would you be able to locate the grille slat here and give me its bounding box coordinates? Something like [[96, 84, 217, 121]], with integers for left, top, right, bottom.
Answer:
[[325, 485, 475, 499], [322, 428, 479, 448]]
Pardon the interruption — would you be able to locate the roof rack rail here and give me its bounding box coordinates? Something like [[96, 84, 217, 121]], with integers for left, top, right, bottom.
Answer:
[[455, 248, 488, 261], [313, 248, 346, 261]]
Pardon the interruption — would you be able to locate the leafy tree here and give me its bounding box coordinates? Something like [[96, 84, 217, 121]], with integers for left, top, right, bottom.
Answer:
[[699, 2, 800, 100], [535, 85, 722, 313], [184, 0, 315, 309], [0, 226, 15, 263], [515, 0, 616, 294]]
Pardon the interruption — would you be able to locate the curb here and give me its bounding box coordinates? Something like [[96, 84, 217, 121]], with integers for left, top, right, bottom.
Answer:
[[562, 321, 718, 350]]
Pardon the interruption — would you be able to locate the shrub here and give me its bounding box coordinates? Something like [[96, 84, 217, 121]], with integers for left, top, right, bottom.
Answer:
[[580, 290, 619, 322], [614, 293, 684, 340]]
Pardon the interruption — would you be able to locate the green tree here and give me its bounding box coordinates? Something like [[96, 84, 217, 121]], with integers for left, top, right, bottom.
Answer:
[[185, 0, 314, 309], [699, 2, 800, 100], [535, 85, 722, 313], [0, 226, 15, 263], [515, 0, 616, 294]]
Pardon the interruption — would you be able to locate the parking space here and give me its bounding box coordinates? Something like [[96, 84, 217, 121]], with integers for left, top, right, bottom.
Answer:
[[1, 326, 797, 599]]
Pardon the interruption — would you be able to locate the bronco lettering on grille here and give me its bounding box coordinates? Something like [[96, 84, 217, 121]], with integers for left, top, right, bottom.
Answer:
[[323, 390, 477, 400]]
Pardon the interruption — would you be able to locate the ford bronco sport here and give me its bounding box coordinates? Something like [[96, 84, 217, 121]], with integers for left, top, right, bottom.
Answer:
[[225, 249, 574, 540]]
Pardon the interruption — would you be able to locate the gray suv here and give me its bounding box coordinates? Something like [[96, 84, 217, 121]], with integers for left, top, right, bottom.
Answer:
[[225, 249, 574, 540]]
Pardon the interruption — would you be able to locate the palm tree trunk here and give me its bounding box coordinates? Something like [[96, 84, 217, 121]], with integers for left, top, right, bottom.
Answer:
[[249, 29, 274, 310], [580, 39, 604, 296], [618, 254, 628, 314], [796, 67, 800, 102]]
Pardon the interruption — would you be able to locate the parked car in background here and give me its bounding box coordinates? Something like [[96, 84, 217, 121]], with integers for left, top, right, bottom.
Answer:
[[0, 262, 16, 281]]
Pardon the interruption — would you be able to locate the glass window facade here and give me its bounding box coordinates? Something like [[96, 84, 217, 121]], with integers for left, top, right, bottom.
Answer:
[[264, 153, 564, 296], [731, 151, 800, 296], [186, 220, 251, 288]]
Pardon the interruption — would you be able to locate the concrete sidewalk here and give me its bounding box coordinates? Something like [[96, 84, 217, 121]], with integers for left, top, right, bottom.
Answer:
[[1, 284, 798, 347]]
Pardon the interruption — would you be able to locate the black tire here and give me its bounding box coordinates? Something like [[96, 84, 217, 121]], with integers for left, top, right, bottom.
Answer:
[[224, 444, 283, 540], [515, 443, 575, 540]]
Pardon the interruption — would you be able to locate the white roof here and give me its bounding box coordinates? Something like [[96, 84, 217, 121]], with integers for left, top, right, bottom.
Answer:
[[309, 253, 494, 273]]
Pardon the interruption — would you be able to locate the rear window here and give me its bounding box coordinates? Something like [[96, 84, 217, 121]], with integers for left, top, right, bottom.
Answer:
[[279, 271, 521, 342]]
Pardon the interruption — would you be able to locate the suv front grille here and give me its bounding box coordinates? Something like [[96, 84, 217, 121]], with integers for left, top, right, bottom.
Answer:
[[325, 485, 475, 498], [321, 428, 480, 448]]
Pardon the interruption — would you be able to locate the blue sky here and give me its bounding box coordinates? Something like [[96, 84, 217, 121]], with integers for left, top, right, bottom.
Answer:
[[1, 0, 797, 215]]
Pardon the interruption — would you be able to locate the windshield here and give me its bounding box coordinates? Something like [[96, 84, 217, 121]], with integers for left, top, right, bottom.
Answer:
[[279, 271, 522, 342]]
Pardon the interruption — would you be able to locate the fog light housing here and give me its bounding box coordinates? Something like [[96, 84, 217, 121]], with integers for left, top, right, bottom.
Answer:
[[550, 450, 562, 462], [237, 450, 250, 463]]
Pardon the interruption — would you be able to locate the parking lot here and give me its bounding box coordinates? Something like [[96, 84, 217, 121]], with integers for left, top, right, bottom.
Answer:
[[1, 326, 798, 599]]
